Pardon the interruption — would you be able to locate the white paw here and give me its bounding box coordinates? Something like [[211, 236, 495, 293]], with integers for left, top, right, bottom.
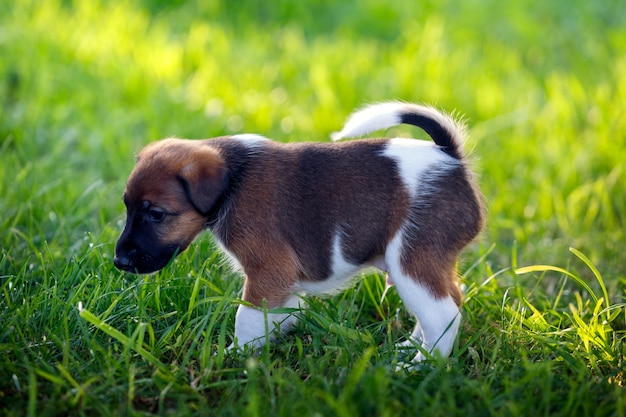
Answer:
[[394, 360, 419, 372], [396, 338, 421, 349], [394, 359, 434, 373], [394, 337, 432, 369]]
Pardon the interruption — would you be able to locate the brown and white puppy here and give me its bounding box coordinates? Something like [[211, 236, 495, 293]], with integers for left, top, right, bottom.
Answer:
[[114, 102, 484, 364]]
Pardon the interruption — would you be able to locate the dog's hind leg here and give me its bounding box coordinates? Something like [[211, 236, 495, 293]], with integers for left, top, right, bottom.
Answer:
[[386, 235, 462, 364], [392, 280, 461, 362]]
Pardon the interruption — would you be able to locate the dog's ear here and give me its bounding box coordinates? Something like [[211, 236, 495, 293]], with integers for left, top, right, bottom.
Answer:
[[178, 149, 229, 215]]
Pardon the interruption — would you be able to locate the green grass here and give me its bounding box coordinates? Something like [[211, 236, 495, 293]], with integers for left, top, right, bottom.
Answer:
[[1, 0, 625, 415]]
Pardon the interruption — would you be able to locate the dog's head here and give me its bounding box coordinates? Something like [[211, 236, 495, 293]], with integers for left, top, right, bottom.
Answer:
[[114, 139, 229, 274]]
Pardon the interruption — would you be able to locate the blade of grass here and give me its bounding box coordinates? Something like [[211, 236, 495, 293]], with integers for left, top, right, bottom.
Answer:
[[78, 304, 168, 373], [515, 264, 599, 304], [569, 247, 610, 305]]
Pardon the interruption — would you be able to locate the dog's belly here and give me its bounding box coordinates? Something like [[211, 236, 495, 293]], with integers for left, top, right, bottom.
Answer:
[[295, 233, 378, 295]]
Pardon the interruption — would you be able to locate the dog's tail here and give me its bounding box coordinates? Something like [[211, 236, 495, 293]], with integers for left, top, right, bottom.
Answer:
[[331, 102, 465, 160]]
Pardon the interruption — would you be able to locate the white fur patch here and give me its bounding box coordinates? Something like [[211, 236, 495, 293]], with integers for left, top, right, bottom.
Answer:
[[383, 138, 457, 197], [231, 134, 269, 144], [331, 102, 403, 141]]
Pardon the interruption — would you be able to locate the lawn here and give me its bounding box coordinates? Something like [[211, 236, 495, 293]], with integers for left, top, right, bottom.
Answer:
[[1, 0, 625, 416]]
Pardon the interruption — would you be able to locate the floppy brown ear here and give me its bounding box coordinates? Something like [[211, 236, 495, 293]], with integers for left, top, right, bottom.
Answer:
[[177, 149, 230, 215]]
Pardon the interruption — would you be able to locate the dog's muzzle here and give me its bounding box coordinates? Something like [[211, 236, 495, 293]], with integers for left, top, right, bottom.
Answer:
[[114, 240, 180, 274], [113, 251, 135, 272]]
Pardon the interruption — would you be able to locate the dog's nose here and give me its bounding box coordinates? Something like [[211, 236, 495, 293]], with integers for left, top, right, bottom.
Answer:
[[113, 254, 133, 271]]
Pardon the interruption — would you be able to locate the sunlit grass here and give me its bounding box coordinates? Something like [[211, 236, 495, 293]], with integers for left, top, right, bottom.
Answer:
[[1, 0, 625, 415]]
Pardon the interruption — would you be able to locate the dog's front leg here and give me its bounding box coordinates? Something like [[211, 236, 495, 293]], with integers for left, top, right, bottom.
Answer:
[[225, 252, 301, 351], [228, 284, 301, 351], [229, 304, 272, 349]]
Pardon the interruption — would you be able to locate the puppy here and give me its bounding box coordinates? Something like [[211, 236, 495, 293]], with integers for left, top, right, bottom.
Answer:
[[114, 102, 484, 364]]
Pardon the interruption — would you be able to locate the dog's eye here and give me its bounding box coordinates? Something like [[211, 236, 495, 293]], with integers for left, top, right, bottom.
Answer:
[[146, 207, 166, 223]]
